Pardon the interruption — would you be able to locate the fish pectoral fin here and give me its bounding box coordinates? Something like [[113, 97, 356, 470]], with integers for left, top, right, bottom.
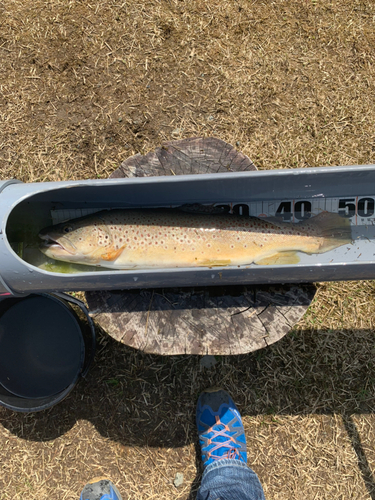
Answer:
[[100, 245, 126, 261], [254, 251, 300, 266], [198, 259, 231, 268]]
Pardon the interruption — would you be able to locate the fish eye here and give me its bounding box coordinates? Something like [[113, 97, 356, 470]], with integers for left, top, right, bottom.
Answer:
[[63, 226, 73, 233]]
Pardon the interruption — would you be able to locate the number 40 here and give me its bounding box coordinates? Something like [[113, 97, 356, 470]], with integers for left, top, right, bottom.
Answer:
[[276, 201, 312, 221]]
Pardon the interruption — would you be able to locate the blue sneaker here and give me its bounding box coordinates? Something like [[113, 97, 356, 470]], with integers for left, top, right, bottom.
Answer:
[[80, 477, 122, 500], [196, 387, 247, 468]]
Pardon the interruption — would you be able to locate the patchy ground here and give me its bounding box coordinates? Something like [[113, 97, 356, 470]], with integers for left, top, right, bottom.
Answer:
[[1, 0, 375, 498]]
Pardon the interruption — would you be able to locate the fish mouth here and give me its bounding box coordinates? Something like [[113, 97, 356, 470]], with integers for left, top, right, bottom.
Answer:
[[39, 234, 76, 255]]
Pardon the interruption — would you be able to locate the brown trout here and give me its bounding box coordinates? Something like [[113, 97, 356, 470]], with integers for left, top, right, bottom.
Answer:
[[38, 209, 352, 269]]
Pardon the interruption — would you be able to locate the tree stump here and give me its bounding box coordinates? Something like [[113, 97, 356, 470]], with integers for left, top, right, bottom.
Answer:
[[85, 138, 316, 355]]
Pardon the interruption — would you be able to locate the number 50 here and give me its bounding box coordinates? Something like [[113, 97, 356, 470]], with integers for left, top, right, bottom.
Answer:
[[338, 198, 374, 218]]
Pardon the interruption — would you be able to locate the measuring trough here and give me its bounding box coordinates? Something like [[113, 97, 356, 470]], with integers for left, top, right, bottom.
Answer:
[[0, 163, 375, 297], [10, 138, 375, 406]]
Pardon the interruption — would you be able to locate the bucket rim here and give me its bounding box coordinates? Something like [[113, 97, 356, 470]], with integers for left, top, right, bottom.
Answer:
[[0, 292, 96, 412]]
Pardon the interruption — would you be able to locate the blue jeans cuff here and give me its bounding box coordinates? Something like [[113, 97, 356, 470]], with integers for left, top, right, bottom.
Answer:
[[198, 459, 266, 500], [203, 458, 250, 478]]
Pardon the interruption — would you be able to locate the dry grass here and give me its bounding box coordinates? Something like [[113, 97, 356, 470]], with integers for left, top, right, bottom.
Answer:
[[1, 0, 375, 182], [1, 0, 375, 498], [1, 308, 375, 499]]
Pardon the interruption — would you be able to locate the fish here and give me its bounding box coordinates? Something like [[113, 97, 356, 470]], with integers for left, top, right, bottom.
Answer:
[[38, 209, 352, 269]]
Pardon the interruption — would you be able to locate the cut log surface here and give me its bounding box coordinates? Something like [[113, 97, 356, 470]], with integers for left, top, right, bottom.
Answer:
[[85, 137, 316, 355], [109, 136, 257, 178], [86, 284, 315, 355]]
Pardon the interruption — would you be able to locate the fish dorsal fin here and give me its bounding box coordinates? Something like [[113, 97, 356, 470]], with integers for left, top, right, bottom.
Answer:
[[178, 204, 228, 215], [261, 215, 288, 229]]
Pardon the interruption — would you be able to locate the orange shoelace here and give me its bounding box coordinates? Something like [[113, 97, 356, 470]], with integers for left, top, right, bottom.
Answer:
[[205, 415, 241, 461]]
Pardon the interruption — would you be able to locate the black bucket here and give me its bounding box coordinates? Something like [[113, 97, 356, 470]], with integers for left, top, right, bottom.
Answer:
[[0, 292, 95, 412]]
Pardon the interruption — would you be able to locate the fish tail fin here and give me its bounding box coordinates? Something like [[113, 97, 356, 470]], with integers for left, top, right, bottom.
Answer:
[[302, 211, 352, 252]]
